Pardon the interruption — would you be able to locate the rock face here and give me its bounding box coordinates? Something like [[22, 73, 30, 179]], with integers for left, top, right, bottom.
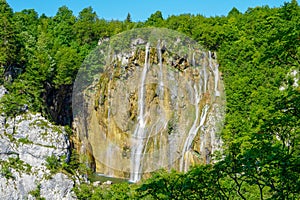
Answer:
[[44, 84, 73, 126], [0, 112, 75, 200], [73, 28, 225, 182], [0, 86, 7, 98]]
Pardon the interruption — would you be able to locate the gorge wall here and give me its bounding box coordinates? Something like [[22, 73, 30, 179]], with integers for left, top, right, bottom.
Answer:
[[72, 28, 225, 182]]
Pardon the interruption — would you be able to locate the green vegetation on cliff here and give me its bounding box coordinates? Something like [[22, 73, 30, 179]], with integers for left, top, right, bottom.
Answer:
[[0, 0, 299, 199]]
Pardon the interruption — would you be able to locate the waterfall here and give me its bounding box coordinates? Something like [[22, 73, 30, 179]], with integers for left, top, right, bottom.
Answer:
[[157, 41, 164, 98], [105, 62, 115, 176], [106, 143, 114, 176], [208, 51, 220, 97], [73, 28, 226, 181], [180, 74, 210, 172], [202, 52, 208, 93], [130, 43, 150, 182], [192, 52, 196, 67], [199, 105, 210, 154], [107, 63, 114, 120], [179, 83, 201, 172]]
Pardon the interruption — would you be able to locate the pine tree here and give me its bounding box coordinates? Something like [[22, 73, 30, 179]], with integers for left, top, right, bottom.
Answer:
[[0, 0, 17, 81], [126, 13, 132, 23]]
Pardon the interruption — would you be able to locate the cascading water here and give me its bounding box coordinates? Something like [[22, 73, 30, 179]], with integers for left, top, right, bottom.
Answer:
[[130, 43, 150, 183], [179, 77, 210, 172], [105, 56, 115, 176], [105, 143, 114, 176], [157, 41, 164, 98], [192, 52, 196, 67], [73, 28, 225, 182], [199, 105, 210, 157], [208, 51, 220, 97], [202, 52, 208, 93]]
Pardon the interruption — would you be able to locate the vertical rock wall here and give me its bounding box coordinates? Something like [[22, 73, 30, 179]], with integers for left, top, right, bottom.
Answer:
[[73, 28, 225, 182]]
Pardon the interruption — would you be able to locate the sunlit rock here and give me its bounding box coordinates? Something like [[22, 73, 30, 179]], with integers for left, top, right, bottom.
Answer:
[[73, 28, 225, 182], [0, 112, 74, 199]]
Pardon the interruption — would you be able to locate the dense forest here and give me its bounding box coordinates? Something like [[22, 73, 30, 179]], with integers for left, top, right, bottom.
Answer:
[[0, 0, 299, 199]]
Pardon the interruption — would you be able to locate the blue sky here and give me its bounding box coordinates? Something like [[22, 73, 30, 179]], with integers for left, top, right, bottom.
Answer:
[[7, 0, 288, 21]]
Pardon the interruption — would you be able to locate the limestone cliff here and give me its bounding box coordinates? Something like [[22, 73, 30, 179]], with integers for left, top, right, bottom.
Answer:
[[73, 28, 225, 182], [0, 89, 75, 200]]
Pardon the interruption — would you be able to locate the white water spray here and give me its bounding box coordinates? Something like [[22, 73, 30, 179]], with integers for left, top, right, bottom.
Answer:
[[208, 51, 220, 97], [180, 76, 210, 172], [202, 52, 208, 93], [157, 41, 164, 98], [130, 43, 150, 182]]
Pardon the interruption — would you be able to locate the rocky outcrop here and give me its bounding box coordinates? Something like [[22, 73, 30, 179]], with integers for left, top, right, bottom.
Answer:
[[73, 28, 225, 182], [0, 112, 75, 200], [0, 85, 7, 98]]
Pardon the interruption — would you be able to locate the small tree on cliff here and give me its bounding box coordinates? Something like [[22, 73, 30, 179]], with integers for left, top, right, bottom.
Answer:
[[126, 13, 132, 23]]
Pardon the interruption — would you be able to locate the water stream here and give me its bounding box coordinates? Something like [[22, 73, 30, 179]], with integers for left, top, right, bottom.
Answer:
[[130, 43, 150, 182], [208, 51, 220, 97], [202, 52, 208, 93], [180, 73, 210, 172], [157, 41, 164, 98]]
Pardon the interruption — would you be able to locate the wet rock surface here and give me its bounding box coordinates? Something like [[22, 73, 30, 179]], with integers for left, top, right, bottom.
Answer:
[[73, 29, 226, 182]]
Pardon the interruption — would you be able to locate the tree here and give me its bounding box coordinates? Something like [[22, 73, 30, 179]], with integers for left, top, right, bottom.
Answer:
[[74, 7, 98, 45], [0, 0, 17, 80], [125, 12, 132, 23], [165, 14, 193, 36], [14, 9, 39, 35], [137, 170, 186, 199], [13, 9, 39, 69], [228, 7, 242, 17], [52, 6, 76, 45], [145, 11, 164, 26], [53, 45, 81, 87]]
